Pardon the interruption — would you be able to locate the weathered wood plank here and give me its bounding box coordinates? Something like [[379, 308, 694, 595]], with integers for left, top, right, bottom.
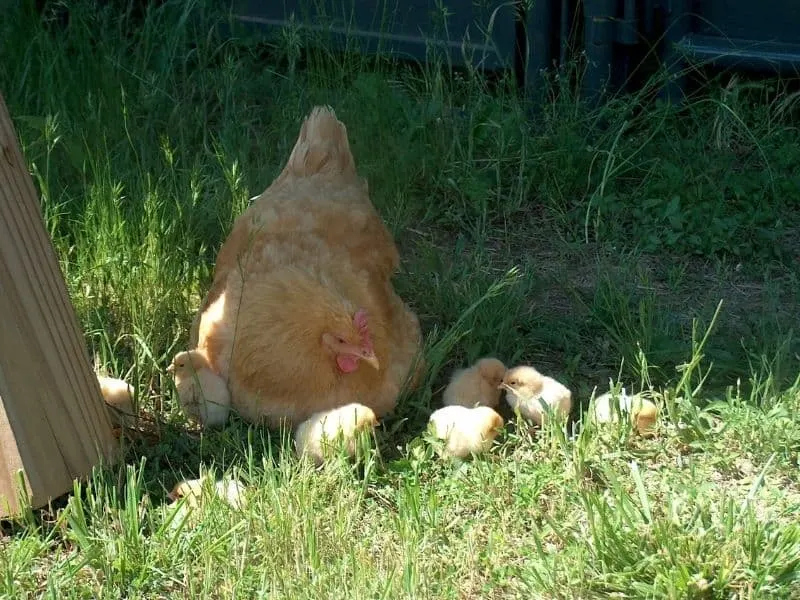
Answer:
[[0, 92, 118, 518]]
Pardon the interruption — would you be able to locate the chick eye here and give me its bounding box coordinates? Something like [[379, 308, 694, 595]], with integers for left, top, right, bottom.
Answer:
[[336, 337, 346, 344], [178, 363, 184, 368]]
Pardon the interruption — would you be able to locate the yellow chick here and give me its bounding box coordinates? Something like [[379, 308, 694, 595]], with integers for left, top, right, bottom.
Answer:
[[427, 405, 505, 459], [592, 388, 659, 437], [168, 476, 247, 511], [500, 365, 572, 426], [166, 475, 247, 529], [294, 402, 378, 464], [442, 357, 507, 409], [167, 349, 231, 428], [96, 374, 137, 428]]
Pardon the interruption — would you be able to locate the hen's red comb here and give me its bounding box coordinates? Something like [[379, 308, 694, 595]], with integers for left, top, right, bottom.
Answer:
[[353, 309, 373, 350], [354, 309, 369, 333]]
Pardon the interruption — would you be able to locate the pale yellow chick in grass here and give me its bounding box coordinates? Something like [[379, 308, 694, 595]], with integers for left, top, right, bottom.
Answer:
[[294, 402, 378, 465], [500, 365, 572, 426], [592, 388, 659, 437], [442, 357, 506, 409], [96, 374, 137, 428], [428, 405, 505, 459], [167, 350, 231, 428], [168, 476, 247, 511], [166, 475, 247, 529]]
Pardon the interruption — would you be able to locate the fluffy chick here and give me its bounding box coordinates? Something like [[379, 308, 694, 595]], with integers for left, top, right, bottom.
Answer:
[[500, 365, 572, 426], [166, 476, 247, 529], [168, 476, 247, 511], [294, 402, 378, 464], [167, 350, 231, 428], [442, 357, 506, 409], [428, 405, 505, 459], [96, 374, 137, 428], [592, 388, 658, 437]]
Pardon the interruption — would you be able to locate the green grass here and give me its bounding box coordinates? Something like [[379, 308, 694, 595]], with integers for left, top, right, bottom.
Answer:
[[2, 0, 800, 597]]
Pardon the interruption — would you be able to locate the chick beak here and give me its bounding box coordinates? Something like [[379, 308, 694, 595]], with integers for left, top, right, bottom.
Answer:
[[166, 364, 175, 374]]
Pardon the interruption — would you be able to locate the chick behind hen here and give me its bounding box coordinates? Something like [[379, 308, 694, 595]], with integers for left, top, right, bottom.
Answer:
[[168, 349, 231, 428]]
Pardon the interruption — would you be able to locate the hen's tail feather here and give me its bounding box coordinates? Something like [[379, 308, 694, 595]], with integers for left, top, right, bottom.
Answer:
[[280, 105, 356, 180]]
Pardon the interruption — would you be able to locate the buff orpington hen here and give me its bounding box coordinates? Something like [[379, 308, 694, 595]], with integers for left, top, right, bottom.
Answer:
[[190, 106, 424, 428]]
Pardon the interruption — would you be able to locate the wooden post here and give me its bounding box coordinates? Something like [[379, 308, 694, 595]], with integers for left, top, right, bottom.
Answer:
[[0, 92, 118, 518]]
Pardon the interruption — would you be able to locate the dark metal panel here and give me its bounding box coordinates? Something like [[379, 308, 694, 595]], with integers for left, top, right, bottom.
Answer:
[[229, 0, 520, 72], [693, 2, 800, 44]]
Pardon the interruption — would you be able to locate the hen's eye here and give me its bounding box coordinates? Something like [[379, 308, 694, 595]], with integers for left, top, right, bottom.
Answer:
[[336, 337, 346, 344]]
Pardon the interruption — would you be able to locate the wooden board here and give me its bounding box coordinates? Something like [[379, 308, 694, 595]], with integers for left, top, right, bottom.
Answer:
[[0, 92, 118, 518]]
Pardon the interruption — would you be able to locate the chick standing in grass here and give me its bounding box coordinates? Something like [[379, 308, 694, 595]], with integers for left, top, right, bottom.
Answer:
[[168, 476, 247, 511], [96, 374, 137, 428], [500, 365, 572, 426], [428, 405, 505, 459], [167, 349, 231, 428], [442, 357, 506, 409], [294, 402, 378, 465], [166, 475, 247, 529], [592, 388, 659, 437]]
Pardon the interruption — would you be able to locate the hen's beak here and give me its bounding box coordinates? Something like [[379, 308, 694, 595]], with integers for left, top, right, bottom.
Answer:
[[361, 351, 380, 371], [336, 340, 381, 371]]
